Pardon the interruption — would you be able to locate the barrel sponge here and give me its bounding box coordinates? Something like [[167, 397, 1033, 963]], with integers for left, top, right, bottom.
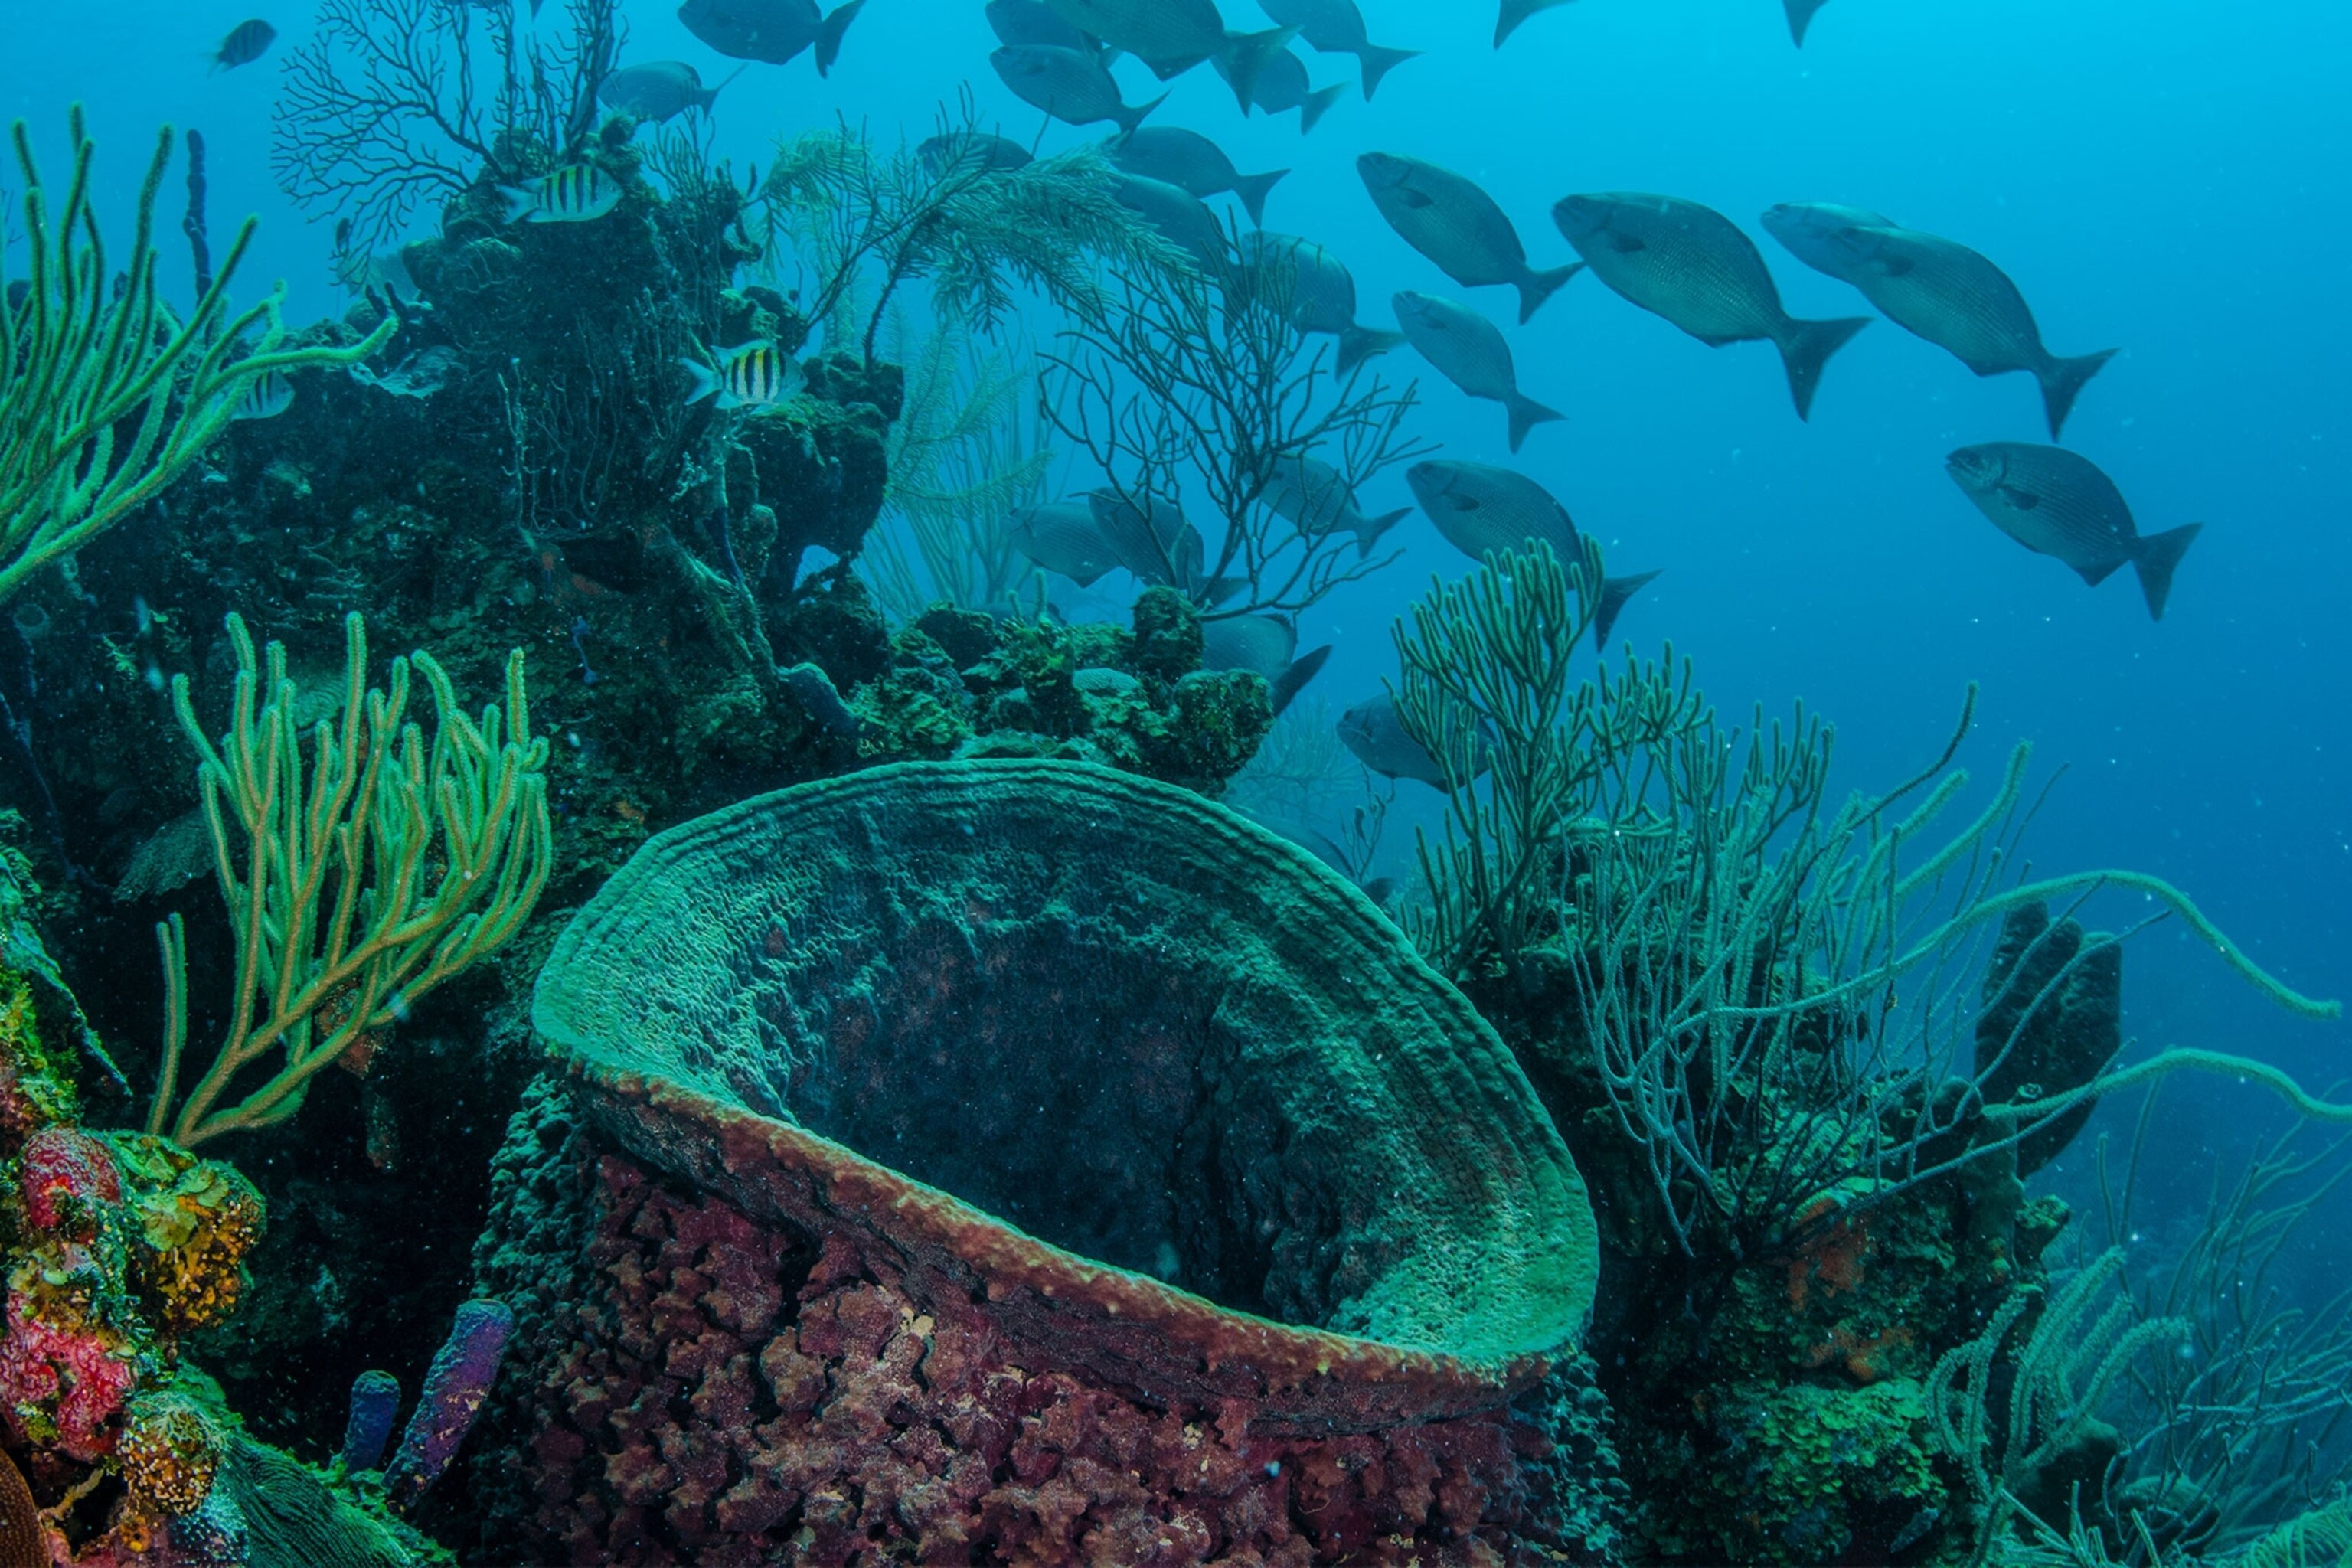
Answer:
[[532, 759, 1598, 1426]]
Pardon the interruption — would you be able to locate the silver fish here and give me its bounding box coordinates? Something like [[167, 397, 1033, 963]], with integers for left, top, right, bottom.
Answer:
[[1762, 204, 2117, 439], [1111, 128, 1285, 228], [1756, 201, 1900, 280], [1495, 0, 1573, 49], [1406, 459, 1576, 564], [231, 371, 294, 422], [1088, 490, 1204, 588], [991, 45, 1164, 135], [1202, 614, 1296, 678], [1945, 443, 2200, 621], [1043, 0, 1295, 113], [918, 132, 1035, 176], [1008, 501, 1121, 586], [498, 165, 623, 224], [1257, 0, 1419, 99], [1338, 692, 1488, 789], [986, 0, 1099, 53], [1237, 233, 1403, 372], [1258, 452, 1409, 557], [211, 18, 276, 73], [1358, 152, 1582, 324], [1553, 191, 1870, 420], [599, 60, 745, 122], [1114, 175, 1233, 276], [677, 0, 865, 72], [1393, 291, 1563, 454], [1217, 44, 1346, 133]]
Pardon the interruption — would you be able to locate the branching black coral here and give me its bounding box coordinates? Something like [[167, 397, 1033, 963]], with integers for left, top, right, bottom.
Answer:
[[272, 0, 622, 252]]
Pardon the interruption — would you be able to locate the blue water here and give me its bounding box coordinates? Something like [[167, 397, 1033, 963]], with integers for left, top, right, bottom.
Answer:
[[5, 0, 2344, 1171]]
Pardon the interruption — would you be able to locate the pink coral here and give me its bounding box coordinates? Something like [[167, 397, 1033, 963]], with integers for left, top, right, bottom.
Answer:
[[0, 1263, 138, 1461], [18, 1127, 121, 1237], [488, 1155, 1585, 1566]]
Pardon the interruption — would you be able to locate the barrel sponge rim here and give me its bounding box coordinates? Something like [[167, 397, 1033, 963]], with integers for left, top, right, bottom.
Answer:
[[532, 758, 1598, 1428]]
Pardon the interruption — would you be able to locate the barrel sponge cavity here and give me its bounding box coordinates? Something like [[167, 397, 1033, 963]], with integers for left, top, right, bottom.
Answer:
[[534, 760, 1596, 1419]]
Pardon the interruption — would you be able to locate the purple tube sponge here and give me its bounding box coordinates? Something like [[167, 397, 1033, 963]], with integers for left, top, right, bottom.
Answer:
[[341, 1368, 401, 1473], [384, 1298, 514, 1508]]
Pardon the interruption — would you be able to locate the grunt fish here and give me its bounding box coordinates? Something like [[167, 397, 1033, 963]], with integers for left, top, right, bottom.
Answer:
[[1359, 152, 1582, 324], [1554, 191, 1869, 420], [1113, 175, 1233, 276], [1945, 443, 2200, 621], [991, 45, 1165, 135], [1202, 614, 1297, 678], [1406, 459, 1577, 564], [498, 165, 623, 224], [599, 61, 746, 122], [1008, 501, 1122, 586], [1257, 0, 1419, 99], [211, 18, 276, 73], [986, 0, 1102, 54], [1217, 44, 1347, 133], [681, 342, 800, 410], [1238, 233, 1403, 372], [1393, 291, 1563, 454], [230, 371, 295, 422], [1111, 128, 1285, 228], [1762, 204, 2118, 439], [1042, 0, 1296, 113], [1089, 490, 1204, 588], [1338, 692, 1488, 789], [677, 0, 866, 72], [918, 132, 1036, 176], [1257, 452, 1410, 557]]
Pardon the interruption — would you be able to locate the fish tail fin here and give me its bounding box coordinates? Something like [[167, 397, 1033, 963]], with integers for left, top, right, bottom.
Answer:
[[1785, 0, 1828, 46], [1357, 508, 1412, 559], [1505, 392, 1565, 454], [1516, 260, 1585, 324], [815, 0, 867, 77], [1335, 325, 1405, 375], [1357, 44, 1420, 100], [1231, 168, 1288, 227], [704, 63, 753, 111], [1221, 26, 1298, 116], [679, 356, 721, 406], [2038, 347, 2118, 440], [1298, 83, 1346, 134], [1115, 93, 1169, 137], [1775, 314, 1872, 420], [1270, 645, 1331, 715], [1595, 570, 1661, 652], [497, 185, 536, 224], [2132, 524, 2201, 622], [1495, 0, 1566, 48]]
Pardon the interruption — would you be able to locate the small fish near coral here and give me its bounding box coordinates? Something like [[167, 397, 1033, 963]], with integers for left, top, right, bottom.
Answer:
[[681, 341, 801, 409], [497, 163, 623, 224]]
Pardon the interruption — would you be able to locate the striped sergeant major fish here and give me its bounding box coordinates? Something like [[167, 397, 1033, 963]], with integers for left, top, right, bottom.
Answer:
[[231, 371, 295, 421], [498, 165, 622, 225], [681, 343, 801, 410]]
